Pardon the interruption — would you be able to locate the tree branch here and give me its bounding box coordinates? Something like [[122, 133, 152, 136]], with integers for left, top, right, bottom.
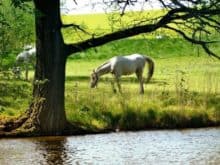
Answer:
[[64, 7, 184, 55], [62, 23, 92, 35], [164, 25, 220, 60], [64, 0, 220, 59], [65, 23, 157, 55]]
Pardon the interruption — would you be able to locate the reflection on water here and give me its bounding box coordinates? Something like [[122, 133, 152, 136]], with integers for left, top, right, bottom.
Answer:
[[0, 127, 220, 165]]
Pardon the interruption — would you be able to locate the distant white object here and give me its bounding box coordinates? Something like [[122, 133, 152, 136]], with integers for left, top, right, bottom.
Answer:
[[15, 46, 36, 80], [155, 34, 169, 39], [156, 35, 163, 39]]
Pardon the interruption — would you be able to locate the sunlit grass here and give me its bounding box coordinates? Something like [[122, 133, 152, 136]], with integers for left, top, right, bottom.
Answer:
[[64, 55, 220, 130], [1, 37, 220, 130], [0, 80, 32, 121], [62, 9, 166, 31], [66, 55, 220, 93]]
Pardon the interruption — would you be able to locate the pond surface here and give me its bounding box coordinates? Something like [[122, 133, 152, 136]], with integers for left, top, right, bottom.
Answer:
[[0, 127, 220, 165]]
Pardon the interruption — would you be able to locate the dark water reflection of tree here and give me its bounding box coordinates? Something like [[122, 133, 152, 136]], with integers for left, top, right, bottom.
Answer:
[[34, 136, 71, 165]]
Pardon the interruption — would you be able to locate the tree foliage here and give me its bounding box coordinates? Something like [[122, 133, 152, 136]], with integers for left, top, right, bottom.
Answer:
[[0, 0, 34, 69]]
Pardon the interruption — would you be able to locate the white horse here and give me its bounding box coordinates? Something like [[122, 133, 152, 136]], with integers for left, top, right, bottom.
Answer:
[[90, 54, 154, 94], [16, 46, 36, 80]]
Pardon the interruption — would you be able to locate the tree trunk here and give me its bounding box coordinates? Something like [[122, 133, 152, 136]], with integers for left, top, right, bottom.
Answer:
[[30, 0, 67, 135], [1, 0, 88, 136]]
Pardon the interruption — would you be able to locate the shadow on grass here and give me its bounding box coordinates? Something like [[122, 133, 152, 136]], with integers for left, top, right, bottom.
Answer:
[[65, 84, 220, 131], [65, 75, 168, 85], [66, 75, 89, 81]]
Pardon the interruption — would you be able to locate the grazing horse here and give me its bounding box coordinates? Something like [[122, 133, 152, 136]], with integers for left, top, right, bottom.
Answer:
[[90, 54, 154, 94], [16, 46, 36, 80]]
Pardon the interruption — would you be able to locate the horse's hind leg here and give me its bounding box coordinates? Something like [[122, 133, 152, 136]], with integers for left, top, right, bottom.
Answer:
[[116, 81, 122, 94], [136, 70, 144, 94], [25, 63, 29, 81]]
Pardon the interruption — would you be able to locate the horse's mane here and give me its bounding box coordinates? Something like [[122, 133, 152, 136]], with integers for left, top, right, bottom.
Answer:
[[95, 60, 110, 72]]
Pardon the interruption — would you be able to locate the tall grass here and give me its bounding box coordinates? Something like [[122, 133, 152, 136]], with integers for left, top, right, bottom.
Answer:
[[65, 82, 220, 131], [0, 78, 32, 121]]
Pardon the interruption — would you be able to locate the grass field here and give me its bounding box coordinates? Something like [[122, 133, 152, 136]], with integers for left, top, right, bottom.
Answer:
[[61, 10, 175, 43], [1, 39, 219, 130], [64, 54, 220, 130]]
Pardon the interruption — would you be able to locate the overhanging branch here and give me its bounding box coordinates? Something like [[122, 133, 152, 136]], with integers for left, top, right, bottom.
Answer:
[[64, 1, 220, 59], [164, 25, 220, 60], [65, 23, 157, 56], [62, 23, 92, 35], [64, 7, 183, 55]]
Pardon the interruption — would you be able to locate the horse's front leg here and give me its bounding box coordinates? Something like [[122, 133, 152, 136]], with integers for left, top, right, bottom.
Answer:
[[110, 78, 117, 93], [139, 81, 144, 94]]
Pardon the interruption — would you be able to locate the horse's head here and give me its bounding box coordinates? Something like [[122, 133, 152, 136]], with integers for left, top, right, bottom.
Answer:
[[90, 70, 99, 88]]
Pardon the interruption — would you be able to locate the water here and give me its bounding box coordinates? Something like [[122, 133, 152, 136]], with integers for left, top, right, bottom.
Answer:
[[0, 127, 219, 165]]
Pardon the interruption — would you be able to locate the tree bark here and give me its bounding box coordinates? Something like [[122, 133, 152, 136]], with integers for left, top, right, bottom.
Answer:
[[30, 0, 67, 135]]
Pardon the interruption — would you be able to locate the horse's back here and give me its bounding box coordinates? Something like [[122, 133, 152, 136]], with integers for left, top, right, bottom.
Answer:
[[124, 53, 145, 60], [28, 47, 36, 56], [110, 54, 146, 75], [111, 54, 144, 63], [16, 49, 36, 63], [16, 51, 29, 62]]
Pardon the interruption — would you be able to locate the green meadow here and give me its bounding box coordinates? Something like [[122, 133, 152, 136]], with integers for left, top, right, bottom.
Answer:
[[0, 11, 220, 131], [61, 10, 174, 43]]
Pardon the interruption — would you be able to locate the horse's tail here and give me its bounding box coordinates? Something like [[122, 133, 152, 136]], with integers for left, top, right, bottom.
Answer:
[[145, 56, 155, 83]]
